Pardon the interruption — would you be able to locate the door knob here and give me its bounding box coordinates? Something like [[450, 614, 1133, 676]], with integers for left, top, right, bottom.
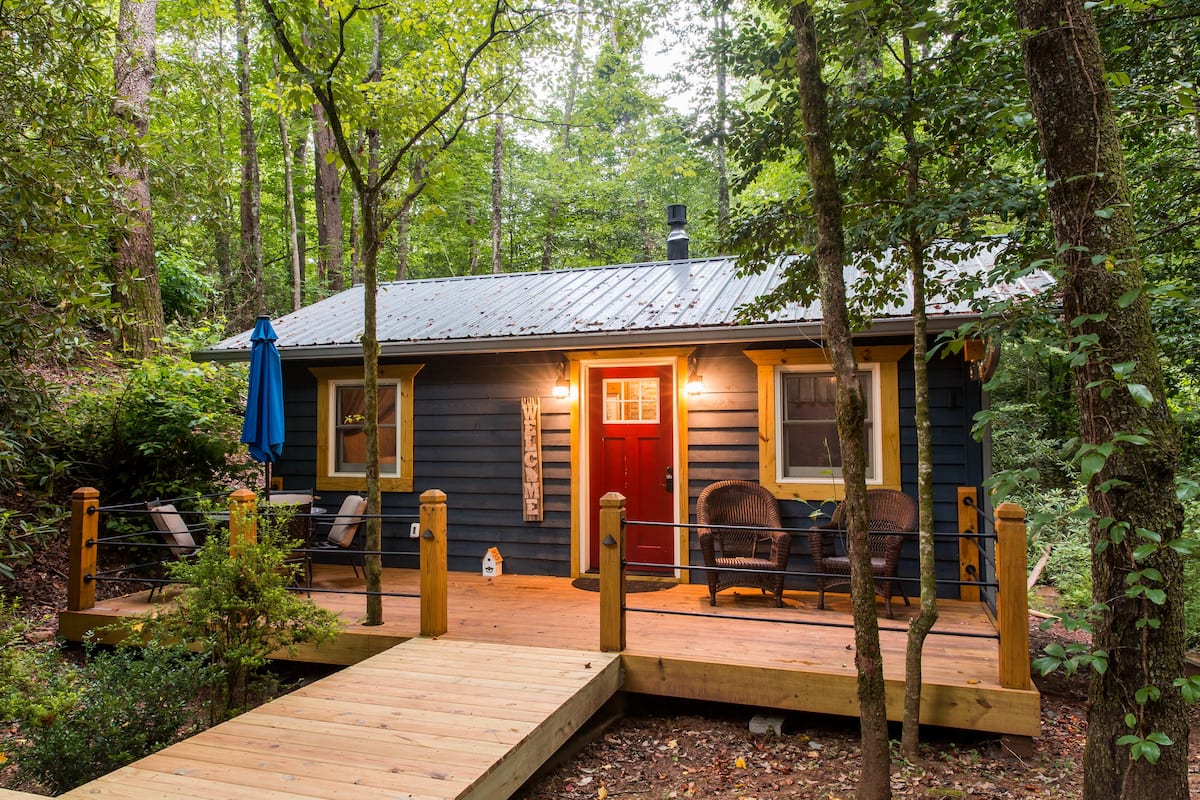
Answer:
[[663, 466, 673, 492]]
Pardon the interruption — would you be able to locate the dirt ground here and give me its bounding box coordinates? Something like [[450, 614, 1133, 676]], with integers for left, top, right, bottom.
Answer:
[[4, 535, 1200, 798]]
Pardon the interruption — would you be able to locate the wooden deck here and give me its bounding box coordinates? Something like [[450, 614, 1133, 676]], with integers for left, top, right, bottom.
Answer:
[[60, 638, 622, 799], [60, 565, 1040, 738]]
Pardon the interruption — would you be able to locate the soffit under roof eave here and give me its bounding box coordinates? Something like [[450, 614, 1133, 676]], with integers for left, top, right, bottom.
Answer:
[[192, 313, 976, 363]]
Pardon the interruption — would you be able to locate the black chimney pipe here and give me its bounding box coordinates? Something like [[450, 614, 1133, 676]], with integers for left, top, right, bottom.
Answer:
[[666, 204, 689, 260]]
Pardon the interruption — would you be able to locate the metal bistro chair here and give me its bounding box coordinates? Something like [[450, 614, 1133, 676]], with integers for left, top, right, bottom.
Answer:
[[808, 488, 918, 618], [310, 494, 368, 579], [266, 492, 314, 586], [697, 480, 791, 608]]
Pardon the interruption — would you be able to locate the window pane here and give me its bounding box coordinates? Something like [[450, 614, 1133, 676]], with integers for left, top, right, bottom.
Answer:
[[781, 371, 874, 479], [334, 383, 399, 474], [602, 378, 659, 423]]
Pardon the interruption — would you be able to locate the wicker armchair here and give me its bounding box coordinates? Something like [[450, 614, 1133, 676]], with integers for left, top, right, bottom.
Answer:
[[808, 488, 917, 618], [697, 481, 791, 607]]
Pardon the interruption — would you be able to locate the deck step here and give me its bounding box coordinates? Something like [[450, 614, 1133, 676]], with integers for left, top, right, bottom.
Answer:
[[61, 638, 622, 800]]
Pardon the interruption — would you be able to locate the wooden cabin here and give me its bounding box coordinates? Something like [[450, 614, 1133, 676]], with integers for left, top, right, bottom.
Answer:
[[196, 233, 1050, 596]]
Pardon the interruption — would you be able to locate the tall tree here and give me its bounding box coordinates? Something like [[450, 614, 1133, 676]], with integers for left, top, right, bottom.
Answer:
[[1014, 0, 1190, 797], [234, 0, 264, 325], [491, 116, 504, 273], [713, 0, 730, 241], [788, 4, 891, 798], [273, 54, 303, 312], [261, 0, 534, 624], [110, 0, 166, 355]]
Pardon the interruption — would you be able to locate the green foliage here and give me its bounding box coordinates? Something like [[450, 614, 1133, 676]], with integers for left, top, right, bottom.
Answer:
[[1182, 499, 1200, 649], [1016, 486, 1095, 612], [1, 600, 212, 794], [45, 346, 251, 502], [134, 508, 342, 719], [158, 248, 218, 321], [0, 0, 118, 363], [9, 639, 213, 794]]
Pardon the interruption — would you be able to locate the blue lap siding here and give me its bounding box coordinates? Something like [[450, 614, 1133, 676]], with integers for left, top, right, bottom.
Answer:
[[272, 338, 984, 597]]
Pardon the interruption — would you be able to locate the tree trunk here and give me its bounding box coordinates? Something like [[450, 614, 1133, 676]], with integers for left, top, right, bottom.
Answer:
[[274, 55, 302, 312], [789, 5, 890, 798], [235, 0, 263, 326], [362, 13, 385, 626], [1015, 1, 1189, 798], [900, 33, 937, 760], [541, 0, 586, 270], [395, 204, 410, 281], [714, 0, 730, 241], [349, 168, 361, 285], [110, 0, 164, 356], [491, 116, 504, 274], [293, 128, 309, 303], [466, 200, 480, 275], [313, 101, 344, 293]]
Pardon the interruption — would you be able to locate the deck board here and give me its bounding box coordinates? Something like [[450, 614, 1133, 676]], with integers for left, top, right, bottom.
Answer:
[[61, 638, 622, 800], [59, 566, 1039, 738]]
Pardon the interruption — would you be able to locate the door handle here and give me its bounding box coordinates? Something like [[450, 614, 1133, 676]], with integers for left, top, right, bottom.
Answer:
[[663, 466, 673, 493]]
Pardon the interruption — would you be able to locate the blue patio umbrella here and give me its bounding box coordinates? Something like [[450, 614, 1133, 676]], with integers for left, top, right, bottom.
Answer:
[[241, 316, 285, 498]]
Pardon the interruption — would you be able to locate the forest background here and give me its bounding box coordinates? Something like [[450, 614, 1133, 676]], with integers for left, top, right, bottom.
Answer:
[[0, 0, 1198, 794]]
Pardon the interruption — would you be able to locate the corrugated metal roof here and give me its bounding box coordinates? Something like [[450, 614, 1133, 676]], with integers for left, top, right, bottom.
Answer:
[[196, 249, 1053, 362]]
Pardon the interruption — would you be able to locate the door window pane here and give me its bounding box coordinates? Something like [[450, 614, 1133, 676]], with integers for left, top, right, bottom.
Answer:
[[602, 378, 659, 423]]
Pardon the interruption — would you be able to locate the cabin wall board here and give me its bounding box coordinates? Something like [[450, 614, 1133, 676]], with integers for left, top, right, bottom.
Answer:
[[277, 337, 986, 590]]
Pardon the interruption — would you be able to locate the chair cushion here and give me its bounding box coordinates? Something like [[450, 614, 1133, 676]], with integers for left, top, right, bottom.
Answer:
[[148, 504, 197, 556], [327, 495, 368, 548], [824, 555, 889, 573], [714, 557, 772, 569]]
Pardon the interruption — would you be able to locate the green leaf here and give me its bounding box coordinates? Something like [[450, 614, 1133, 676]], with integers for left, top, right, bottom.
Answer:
[[1117, 288, 1141, 308], [1080, 451, 1107, 483], [1127, 384, 1154, 407], [1132, 543, 1158, 560]]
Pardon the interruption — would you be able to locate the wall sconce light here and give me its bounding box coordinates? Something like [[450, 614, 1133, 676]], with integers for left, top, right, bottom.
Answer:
[[552, 361, 570, 399], [686, 357, 705, 395], [964, 337, 1000, 382]]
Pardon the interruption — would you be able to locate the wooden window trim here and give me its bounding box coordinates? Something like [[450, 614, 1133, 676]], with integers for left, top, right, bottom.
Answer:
[[743, 346, 911, 502], [309, 364, 422, 493]]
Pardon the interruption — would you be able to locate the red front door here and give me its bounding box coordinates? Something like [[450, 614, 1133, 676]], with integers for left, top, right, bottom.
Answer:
[[588, 365, 675, 572]]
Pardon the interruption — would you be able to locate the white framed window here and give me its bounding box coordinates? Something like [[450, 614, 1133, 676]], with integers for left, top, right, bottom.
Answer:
[[331, 381, 400, 476], [777, 365, 880, 482], [744, 346, 909, 501], [309, 365, 422, 492]]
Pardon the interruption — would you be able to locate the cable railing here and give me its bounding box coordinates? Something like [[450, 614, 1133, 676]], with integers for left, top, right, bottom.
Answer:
[[596, 490, 1033, 692], [66, 486, 451, 638], [622, 522, 1000, 640]]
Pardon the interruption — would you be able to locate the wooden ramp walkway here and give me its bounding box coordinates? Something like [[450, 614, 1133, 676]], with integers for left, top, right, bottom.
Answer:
[[63, 639, 622, 800]]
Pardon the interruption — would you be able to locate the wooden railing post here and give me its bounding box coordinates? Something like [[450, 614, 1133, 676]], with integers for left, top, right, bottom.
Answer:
[[68, 487, 99, 612], [958, 487, 981, 602], [228, 488, 257, 558], [996, 502, 1032, 690], [419, 489, 448, 637], [599, 492, 627, 653]]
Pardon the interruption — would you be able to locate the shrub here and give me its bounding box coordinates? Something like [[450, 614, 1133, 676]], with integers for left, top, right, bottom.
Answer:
[[1, 599, 213, 794], [45, 345, 252, 501], [1012, 485, 1093, 612], [157, 248, 216, 322], [135, 506, 343, 719], [9, 639, 214, 794]]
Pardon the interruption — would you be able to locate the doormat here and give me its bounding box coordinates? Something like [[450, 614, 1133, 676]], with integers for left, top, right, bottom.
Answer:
[[571, 577, 675, 593]]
